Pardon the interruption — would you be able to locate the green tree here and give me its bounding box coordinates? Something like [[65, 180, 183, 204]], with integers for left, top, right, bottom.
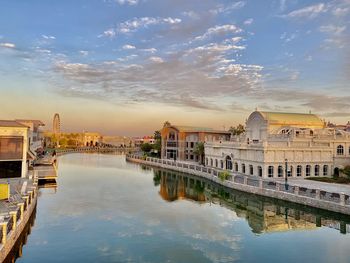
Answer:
[[194, 142, 205, 165], [59, 137, 68, 148], [229, 124, 245, 136], [141, 143, 153, 153], [153, 130, 162, 157]]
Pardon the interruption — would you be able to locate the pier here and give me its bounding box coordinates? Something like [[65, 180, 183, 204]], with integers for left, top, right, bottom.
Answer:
[[126, 155, 350, 216]]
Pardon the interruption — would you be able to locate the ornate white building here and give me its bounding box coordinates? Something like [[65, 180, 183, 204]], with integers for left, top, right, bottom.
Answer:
[[205, 111, 350, 178]]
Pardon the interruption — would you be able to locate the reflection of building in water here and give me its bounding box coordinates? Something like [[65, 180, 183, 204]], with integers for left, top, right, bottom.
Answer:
[[156, 169, 350, 234], [205, 110, 350, 178], [158, 171, 206, 202]]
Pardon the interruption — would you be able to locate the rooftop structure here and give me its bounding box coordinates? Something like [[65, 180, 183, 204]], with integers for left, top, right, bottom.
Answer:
[[53, 113, 60, 134]]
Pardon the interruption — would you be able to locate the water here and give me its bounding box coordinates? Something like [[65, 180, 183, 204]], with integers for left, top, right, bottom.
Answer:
[[11, 153, 350, 263]]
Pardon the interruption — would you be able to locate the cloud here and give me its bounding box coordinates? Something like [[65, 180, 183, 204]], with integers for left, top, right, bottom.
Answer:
[[243, 18, 254, 25], [332, 7, 349, 17], [319, 25, 346, 35], [140, 48, 157, 53], [117, 17, 181, 34], [0, 42, 15, 49], [115, 0, 139, 5], [42, 35, 56, 40], [148, 56, 164, 63], [101, 28, 116, 38], [210, 1, 246, 15], [194, 24, 242, 41], [79, 50, 89, 56], [281, 3, 328, 19], [122, 44, 136, 50]]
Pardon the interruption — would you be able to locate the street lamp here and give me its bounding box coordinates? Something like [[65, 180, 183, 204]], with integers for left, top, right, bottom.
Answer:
[[285, 158, 289, 190]]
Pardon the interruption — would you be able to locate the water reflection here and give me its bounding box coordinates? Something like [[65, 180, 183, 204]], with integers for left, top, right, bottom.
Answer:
[[9, 154, 350, 263], [154, 168, 350, 235]]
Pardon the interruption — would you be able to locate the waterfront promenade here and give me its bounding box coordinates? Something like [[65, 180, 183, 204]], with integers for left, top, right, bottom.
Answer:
[[126, 155, 350, 215]]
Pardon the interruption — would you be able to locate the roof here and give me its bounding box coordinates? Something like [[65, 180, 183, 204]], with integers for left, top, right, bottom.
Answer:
[[0, 120, 29, 128], [257, 111, 325, 127], [15, 119, 45, 126], [166, 125, 230, 134]]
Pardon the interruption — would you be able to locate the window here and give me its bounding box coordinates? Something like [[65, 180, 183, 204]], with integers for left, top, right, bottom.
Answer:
[[288, 166, 293, 177], [242, 164, 246, 174], [190, 142, 194, 148], [337, 145, 344, 156], [315, 165, 320, 176], [278, 166, 283, 177], [0, 137, 24, 160], [258, 166, 262, 177], [215, 159, 218, 167], [220, 160, 224, 169], [297, 165, 302, 177], [206, 158, 208, 166], [249, 165, 253, 175], [306, 165, 311, 177], [210, 159, 213, 166], [190, 155, 194, 160], [235, 162, 238, 172], [268, 166, 274, 177], [323, 165, 328, 176], [186, 142, 189, 148]]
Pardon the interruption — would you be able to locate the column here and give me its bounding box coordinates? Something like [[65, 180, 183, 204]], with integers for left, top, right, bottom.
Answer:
[[340, 192, 346, 205], [9, 211, 17, 231], [1, 222, 7, 244]]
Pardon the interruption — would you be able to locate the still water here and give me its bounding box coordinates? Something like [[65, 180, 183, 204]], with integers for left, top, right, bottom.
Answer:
[[11, 153, 350, 263]]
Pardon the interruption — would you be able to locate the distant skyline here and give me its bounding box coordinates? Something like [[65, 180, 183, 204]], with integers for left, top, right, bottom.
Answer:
[[0, 0, 349, 136]]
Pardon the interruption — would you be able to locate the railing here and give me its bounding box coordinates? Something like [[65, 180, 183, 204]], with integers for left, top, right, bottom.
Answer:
[[126, 154, 350, 212]]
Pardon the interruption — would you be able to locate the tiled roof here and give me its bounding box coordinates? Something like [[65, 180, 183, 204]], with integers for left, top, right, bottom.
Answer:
[[258, 111, 325, 127]]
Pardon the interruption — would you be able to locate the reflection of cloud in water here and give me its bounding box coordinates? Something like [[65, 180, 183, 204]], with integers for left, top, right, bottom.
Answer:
[[51, 154, 243, 261]]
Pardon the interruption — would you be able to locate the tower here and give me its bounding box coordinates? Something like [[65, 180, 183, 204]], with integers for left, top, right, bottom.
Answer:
[[53, 113, 61, 134]]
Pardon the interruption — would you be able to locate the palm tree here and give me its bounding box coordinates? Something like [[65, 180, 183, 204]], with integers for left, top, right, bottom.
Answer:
[[194, 142, 205, 165]]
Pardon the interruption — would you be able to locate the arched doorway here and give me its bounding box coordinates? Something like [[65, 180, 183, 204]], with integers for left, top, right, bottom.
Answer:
[[334, 167, 340, 177], [225, 156, 232, 170]]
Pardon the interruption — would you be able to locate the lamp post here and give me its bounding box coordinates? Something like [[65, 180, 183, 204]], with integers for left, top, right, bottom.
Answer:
[[285, 158, 289, 190]]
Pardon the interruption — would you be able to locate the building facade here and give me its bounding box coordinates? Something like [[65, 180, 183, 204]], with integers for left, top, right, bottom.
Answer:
[[205, 111, 350, 178], [16, 119, 45, 155], [0, 120, 29, 178], [83, 132, 102, 147], [161, 122, 230, 162]]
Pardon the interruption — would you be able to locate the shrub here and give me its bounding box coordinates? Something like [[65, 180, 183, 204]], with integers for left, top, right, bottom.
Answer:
[[218, 171, 231, 182]]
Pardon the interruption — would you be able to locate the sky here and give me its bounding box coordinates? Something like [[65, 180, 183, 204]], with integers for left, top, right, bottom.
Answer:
[[0, 0, 349, 136]]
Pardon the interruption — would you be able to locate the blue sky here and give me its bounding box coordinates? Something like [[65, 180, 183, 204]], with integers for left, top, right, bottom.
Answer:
[[0, 0, 349, 135]]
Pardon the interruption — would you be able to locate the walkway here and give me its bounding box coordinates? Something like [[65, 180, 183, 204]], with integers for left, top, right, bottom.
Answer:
[[274, 178, 350, 196]]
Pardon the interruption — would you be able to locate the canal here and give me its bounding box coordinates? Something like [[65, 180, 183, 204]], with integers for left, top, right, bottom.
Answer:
[[10, 153, 350, 262]]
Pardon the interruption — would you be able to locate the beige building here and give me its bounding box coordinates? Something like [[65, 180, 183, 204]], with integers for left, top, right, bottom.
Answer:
[[16, 119, 45, 154], [0, 120, 30, 178], [161, 122, 230, 162], [83, 132, 102, 147], [205, 111, 350, 178]]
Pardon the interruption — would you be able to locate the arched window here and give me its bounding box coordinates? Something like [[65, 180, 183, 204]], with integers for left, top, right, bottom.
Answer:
[[258, 166, 263, 177], [297, 165, 302, 177], [315, 165, 320, 176], [278, 166, 283, 177], [210, 159, 213, 167], [337, 145, 344, 155], [215, 159, 218, 167], [249, 165, 254, 175], [268, 166, 274, 177], [225, 156, 232, 170], [306, 165, 311, 177], [235, 162, 238, 172], [242, 164, 246, 174], [323, 165, 328, 176]]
